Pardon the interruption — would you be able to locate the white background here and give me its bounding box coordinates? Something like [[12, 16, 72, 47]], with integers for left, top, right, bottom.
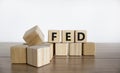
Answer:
[[0, 0, 120, 43]]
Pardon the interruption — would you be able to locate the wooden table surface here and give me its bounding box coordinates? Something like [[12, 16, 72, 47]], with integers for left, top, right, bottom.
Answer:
[[0, 43, 120, 73]]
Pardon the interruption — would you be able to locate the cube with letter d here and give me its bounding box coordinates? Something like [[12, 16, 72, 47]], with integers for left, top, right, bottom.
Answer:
[[75, 30, 87, 42]]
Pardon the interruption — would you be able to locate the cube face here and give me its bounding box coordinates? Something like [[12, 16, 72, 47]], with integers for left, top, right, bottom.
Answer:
[[38, 43, 54, 60], [55, 43, 68, 56], [49, 43, 53, 60], [75, 30, 87, 42], [23, 25, 44, 46], [27, 47, 44, 67], [37, 48, 44, 67], [44, 47, 50, 65], [69, 43, 82, 56], [27, 45, 50, 67], [62, 30, 74, 43], [10, 45, 27, 63], [48, 30, 60, 43], [83, 42, 95, 55], [27, 47, 33, 65]]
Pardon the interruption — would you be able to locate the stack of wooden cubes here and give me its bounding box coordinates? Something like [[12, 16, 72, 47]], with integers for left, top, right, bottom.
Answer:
[[10, 25, 53, 67], [10, 25, 95, 67], [48, 30, 95, 56]]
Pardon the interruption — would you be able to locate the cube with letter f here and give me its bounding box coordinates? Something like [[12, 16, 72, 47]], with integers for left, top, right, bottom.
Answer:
[[48, 30, 60, 42]]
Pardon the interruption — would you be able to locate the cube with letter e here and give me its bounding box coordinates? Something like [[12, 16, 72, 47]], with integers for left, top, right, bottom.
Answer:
[[48, 30, 87, 43], [62, 30, 75, 42]]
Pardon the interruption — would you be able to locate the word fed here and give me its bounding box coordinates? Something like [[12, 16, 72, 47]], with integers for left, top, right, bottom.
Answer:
[[48, 30, 87, 43]]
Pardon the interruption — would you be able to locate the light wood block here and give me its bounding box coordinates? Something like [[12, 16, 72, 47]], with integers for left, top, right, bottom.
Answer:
[[27, 45, 50, 67], [49, 43, 53, 60], [75, 30, 87, 42], [39, 43, 54, 61], [48, 30, 60, 43], [23, 25, 44, 46], [10, 45, 28, 63], [55, 43, 68, 56], [69, 43, 82, 56], [62, 30, 74, 43], [83, 42, 95, 55]]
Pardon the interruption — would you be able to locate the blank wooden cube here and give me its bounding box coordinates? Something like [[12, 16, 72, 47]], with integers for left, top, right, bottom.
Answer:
[[62, 30, 74, 43], [75, 30, 87, 42], [23, 25, 44, 46], [83, 42, 95, 55], [48, 30, 60, 43], [69, 43, 82, 56], [27, 46, 44, 67], [10, 45, 28, 63], [49, 43, 53, 60], [27, 45, 50, 67], [43, 46, 50, 65], [44, 43, 54, 61], [55, 43, 68, 56], [39, 43, 54, 61]]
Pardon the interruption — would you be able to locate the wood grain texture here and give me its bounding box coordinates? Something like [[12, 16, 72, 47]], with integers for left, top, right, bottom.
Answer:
[[1, 43, 120, 73], [23, 25, 44, 46], [27, 45, 51, 67], [83, 42, 95, 55], [75, 30, 87, 42], [48, 30, 60, 43], [55, 43, 68, 56], [38, 43, 54, 61], [10, 45, 27, 63], [49, 43, 54, 60], [69, 43, 82, 56], [62, 30, 74, 43]]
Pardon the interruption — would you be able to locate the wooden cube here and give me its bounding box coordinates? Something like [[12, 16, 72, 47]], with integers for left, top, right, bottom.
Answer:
[[75, 30, 87, 42], [23, 25, 44, 46], [49, 43, 54, 60], [62, 30, 74, 43], [55, 43, 68, 56], [10, 45, 28, 63], [27, 45, 50, 67], [69, 43, 82, 56], [83, 42, 95, 55], [45, 43, 53, 61], [48, 30, 60, 43], [39, 43, 54, 61]]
